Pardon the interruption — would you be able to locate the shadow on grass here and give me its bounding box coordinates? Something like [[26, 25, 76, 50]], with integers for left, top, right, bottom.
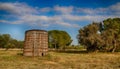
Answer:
[[51, 49, 88, 54], [17, 52, 23, 56]]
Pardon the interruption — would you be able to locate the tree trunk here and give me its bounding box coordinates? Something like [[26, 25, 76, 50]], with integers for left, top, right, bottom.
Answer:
[[63, 45, 66, 51], [55, 43, 57, 49], [112, 40, 116, 53]]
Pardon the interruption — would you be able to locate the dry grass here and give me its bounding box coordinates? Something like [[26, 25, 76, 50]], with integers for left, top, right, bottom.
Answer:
[[0, 49, 120, 69]]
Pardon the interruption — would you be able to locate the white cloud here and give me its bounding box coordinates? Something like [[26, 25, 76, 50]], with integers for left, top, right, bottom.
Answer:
[[61, 15, 106, 22], [54, 5, 73, 14], [0, 20, 9, 23], [110, 2, 120, 11], [0, 2, 79, 28], [15, 14, 80, 27], [76, 7, 110, 15], [76, 8, 95, 14], [0, 2, 120, 28], [0, 2, 37, 15], [75, 2, 120, 15], [39, 7, 51, 12], [109, 2, 120, 15]]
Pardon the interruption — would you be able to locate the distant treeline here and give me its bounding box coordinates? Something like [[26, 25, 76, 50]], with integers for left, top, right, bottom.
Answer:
[[77, 18, 120, 52], [0, 34, 23, 50], [1, 18, 120, 52]]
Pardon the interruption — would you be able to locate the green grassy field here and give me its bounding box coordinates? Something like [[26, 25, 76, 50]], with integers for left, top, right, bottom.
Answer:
[[0, 49, 120, 69]]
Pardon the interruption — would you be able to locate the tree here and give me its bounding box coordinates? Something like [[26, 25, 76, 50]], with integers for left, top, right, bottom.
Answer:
[[78, 23, 103, 52], [16, 41, 24, 49], [48, 30, 72, 50], [103, 18, 120, 52], [77, 18, 120, 52], [0, 34, 24, 49], [0, 34, 5, 48], [2, 34, 12, 50], [10, 39, 24, 48], [4, 43, 15, 50]]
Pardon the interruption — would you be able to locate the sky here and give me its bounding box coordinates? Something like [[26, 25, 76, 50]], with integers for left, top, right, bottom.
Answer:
[[0, 0, 120, 45]]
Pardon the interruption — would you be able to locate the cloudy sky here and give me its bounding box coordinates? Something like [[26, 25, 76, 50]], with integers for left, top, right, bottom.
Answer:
[[0, 0, 120, 45]]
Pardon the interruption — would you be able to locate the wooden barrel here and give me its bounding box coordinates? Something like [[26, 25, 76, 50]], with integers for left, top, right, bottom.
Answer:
[[23, 29, 48, 56]]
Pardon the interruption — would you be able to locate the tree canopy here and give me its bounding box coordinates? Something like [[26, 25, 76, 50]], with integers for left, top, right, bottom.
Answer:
[[48, 30, 72, 49], [0, 34, 23, 50], [77, 18, 120, 52]]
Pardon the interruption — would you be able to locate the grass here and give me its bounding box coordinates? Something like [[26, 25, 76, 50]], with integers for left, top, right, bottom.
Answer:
[[0, 49, 120, 69]]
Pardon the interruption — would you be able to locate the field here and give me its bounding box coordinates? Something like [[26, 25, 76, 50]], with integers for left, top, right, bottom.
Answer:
[[0, 49, 120, 69]]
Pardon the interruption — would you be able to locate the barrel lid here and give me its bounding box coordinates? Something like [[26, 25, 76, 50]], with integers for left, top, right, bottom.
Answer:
[[25, 29, 47, 33]]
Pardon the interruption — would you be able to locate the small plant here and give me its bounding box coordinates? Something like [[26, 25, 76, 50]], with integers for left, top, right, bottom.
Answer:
[[17, 53, 23, 56]]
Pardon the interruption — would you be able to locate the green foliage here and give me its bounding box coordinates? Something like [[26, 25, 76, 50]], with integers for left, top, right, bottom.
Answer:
[[78, 23, 102, 52], [65, 45, 85, 50], [103, 18, 120, 52], [0, 34, 24, 49], [4, 43, 15, 50], [0, 34, 5, 48], [48, 30, 72, 49], [78, 18, 120, 52]]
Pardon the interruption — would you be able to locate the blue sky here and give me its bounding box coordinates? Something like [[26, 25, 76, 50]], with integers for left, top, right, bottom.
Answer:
[[0, 0, 120, 45]]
